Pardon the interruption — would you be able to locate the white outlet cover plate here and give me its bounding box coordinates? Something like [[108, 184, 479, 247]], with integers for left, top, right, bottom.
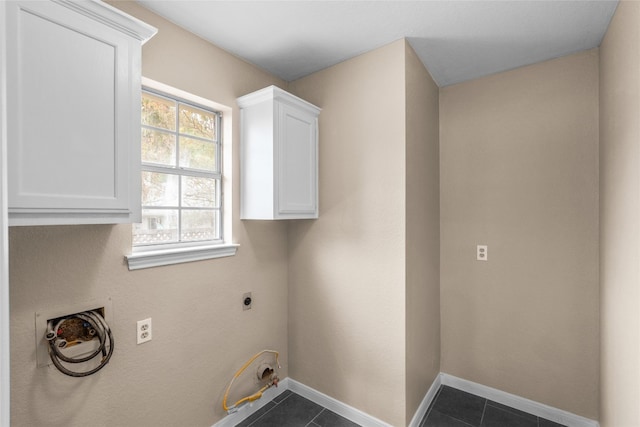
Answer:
[[477, 245, 488, 261], [137, 318, 152, 344], [35, 298, 113, 368]]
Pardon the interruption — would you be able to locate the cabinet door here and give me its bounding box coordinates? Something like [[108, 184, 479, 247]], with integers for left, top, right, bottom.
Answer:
[[276, 102, 318, 218], [6, 1, 138, 224]]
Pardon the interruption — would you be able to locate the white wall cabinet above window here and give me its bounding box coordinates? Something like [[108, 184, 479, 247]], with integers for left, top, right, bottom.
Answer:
[[4, 0, 156, 226], [238, 86, 321, 220]]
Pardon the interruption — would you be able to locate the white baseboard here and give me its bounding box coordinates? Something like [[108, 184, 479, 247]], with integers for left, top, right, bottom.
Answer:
[[212, 377, 392, 427], [214, 374, 599, 427], [440, 373, 599, 427], [213, 377, 291, 427], [288, 378, 393, 427], [408, 374, 442, 427]]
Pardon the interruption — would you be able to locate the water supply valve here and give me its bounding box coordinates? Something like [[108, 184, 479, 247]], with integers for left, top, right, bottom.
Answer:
[[44, 309, 114, 377]]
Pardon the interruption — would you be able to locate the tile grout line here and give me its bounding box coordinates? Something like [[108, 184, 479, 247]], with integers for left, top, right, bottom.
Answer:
[[244, 392, 292, 427], [307, 408, 326, 426], [487, 400, 540, 424], [479, 400, 488, 427], [423, 386, 482, 427], [430, 410, 478, 427]]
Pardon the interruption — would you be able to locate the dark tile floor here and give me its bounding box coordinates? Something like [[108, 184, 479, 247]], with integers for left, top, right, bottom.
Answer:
[[420, 386, 567, 427], [235, 386, 567, 427], [235, 390, 361, 427]]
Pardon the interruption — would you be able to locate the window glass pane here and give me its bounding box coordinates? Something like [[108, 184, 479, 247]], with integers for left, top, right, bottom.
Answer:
[[179, 137, 216, 171], [142, 172, 179, 207], [142, 92, 176, 131], [142, 129, 176, 167], [179, 104, 215, 140], [181, 210, 219, 242], [137, 88, 223, 249], [182, 176, 217, 208], [133, 209, 179, 245]]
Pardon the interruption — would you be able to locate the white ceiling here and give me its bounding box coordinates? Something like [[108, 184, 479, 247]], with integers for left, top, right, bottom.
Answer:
[[137, 0, 618, 87]]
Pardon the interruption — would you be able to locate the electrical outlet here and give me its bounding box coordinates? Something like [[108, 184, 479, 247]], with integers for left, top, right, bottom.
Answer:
[[477, 245, 488, 261], [243, 292, 252, 310], [137, 318, 152, 344]]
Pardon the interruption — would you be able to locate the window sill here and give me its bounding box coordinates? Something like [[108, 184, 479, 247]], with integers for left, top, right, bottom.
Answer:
[[125, 243, 239, 270]]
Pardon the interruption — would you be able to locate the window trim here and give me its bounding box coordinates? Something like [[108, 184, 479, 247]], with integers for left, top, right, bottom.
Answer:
[[126, 78, 237, 270], [126, 243, 239, 270]]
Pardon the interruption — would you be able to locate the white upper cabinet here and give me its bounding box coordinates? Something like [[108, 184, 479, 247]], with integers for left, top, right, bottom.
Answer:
[[4, 0, 156, 225], [238, 86, 321, 220]]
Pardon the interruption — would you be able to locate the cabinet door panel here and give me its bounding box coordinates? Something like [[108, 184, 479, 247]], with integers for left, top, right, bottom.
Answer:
[[277, 104, 317, 216], [7, 1, 131, 213]]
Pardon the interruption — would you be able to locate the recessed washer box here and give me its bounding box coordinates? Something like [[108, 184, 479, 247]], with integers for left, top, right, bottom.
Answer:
[[35, 298, 113, 368]]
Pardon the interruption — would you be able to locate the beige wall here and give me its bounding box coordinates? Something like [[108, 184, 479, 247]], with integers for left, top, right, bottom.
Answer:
[[404, 42, 440, 422], [440, 50, 600, 419], [288, 39, 408, 426], [287, 40, 440, 426], [599, 2, 640, 425], [9, 3, 289, 426]]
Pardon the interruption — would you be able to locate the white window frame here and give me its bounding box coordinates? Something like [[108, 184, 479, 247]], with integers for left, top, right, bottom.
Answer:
[[137, 88, 222, 247], [126, 78, 237, 270]]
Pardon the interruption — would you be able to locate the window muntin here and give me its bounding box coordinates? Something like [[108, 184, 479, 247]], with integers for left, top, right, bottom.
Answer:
[[134, 89, 222, 247]]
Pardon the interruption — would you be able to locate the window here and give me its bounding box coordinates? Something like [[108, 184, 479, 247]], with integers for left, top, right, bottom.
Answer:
[[126, 79, 237, 270], [135, 89, 221, 246]]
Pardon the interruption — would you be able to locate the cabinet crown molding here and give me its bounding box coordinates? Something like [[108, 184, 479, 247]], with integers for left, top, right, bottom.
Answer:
[[53, 0, 157, 43], [237, 85, 321, 116]]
